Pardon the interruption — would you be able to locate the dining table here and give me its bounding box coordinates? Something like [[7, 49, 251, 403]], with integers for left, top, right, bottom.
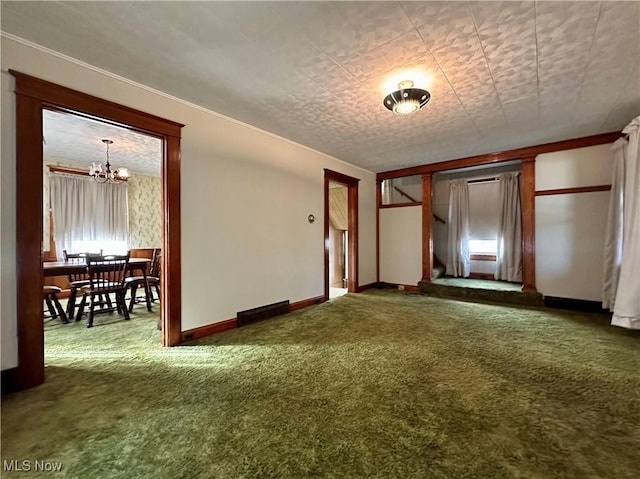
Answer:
[[43, 257, 151, 277], [43, 257, 154, 312]]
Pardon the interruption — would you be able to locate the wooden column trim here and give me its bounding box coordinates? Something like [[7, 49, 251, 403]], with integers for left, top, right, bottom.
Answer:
[[162, 135, 182, 346], [15, 92, 45, 390], [421, 173, 433, 282], [348, 184, 359, 293], [521, 156, 536, 293], [376, 179, 381, 284]]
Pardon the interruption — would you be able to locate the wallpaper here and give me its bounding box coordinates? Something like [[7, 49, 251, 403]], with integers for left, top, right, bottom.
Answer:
[[127, 174, 162, 249]]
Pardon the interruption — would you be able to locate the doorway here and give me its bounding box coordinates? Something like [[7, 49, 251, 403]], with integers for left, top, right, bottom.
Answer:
[[324, 169, 359, 301], [11, 71, 183, 391], [328, 181, 348, 298]]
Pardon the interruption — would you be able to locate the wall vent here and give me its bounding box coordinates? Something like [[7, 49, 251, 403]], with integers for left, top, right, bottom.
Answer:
[[237, 300, 290, 327]]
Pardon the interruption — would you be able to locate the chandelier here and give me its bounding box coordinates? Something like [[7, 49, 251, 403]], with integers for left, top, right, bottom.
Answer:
[[383, 80, 431, 115], [89, 139, 129, 183]]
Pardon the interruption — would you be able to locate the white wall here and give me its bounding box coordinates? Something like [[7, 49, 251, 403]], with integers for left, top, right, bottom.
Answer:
[[0, 37, 376, 369], [379, 206, 421, 285], [535, 144, 613, 301]]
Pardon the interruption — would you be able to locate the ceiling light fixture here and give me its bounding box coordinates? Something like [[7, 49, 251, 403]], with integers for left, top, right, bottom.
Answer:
[[383, 80, 431, 115], [89, 139, 129, 183]]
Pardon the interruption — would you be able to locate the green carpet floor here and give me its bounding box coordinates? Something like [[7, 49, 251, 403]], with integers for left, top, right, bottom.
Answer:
[[432, 278, 522, 291], [2, 290, 639, 478]]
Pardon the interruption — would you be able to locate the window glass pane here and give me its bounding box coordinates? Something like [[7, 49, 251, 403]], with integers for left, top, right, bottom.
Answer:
[[468, 239, 497, 255], [380, 175, 421, 205]]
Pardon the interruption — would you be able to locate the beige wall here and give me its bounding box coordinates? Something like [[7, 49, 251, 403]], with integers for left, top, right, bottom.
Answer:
[[379, 206, 422, 285], [1, 36, 376, 369], [535, 144, 613, 301]]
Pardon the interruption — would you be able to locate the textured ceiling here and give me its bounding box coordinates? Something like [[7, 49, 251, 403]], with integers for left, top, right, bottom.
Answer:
[[3, 1, 639, 173], [43, 110, 162, 177]]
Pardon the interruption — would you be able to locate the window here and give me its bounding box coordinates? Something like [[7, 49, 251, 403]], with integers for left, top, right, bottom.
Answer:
[[380, 175, 422, 205], [469, 239, 497, 255], [65, 239, 128, 256]]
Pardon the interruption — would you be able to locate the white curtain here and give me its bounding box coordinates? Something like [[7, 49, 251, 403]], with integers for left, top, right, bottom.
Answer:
[[602, 138, 627, 309], [612, 116, 640, 329], [495, 172, 522, 282], [381, 180, 392, 205], [50, 174, 129, 258], [446, 179, 470, 277]]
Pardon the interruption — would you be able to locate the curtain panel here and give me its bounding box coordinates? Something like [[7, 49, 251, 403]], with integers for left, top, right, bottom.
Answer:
[[602, 139, 627, 310], [446, 179, 470, 277], [50, 174, 129, 258], [495, 172, 522, 282], [612, 116, 640, 330]]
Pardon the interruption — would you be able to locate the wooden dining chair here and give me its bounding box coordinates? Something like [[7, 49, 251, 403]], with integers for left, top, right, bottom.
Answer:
[[125, 252, 161, 312], [75, 254, 130, 328], [63, 250, 105, 320], [43, 285, 68, 324]]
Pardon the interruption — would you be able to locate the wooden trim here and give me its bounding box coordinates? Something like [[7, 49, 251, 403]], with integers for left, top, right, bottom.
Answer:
[[180, 295, 325, 342], [15, 92, 45, 390], [376, 180, 381, 284], [356, 282, 378, 293], [324, 169, 359, 300], [468, 272, 496, 280], [521, 157, 536, 293], [182, 318, 237, 342], [324, 169, 361, 186], [10, 71, 182, 391], [421, 173, 433, 282], [348, 180, 359, 294], [377, 131, 622, 181], [10, 70, 184, 137], [162, 135, 182, 347], [535, 184, 611, 196], [324, 175, 330, 302], [470, 254, 497, 261], [290, 295, 324, 312], [379, 201, 422, 208]]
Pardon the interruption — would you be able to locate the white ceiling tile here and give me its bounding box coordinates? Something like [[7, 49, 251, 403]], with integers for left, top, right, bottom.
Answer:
[[3, 0, 638, 172], [535, 1, 601, 60]]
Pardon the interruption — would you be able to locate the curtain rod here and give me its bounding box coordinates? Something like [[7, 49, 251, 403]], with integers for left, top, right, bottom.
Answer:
[[48, 165, 91, 176], [468, 177, 499, 184]]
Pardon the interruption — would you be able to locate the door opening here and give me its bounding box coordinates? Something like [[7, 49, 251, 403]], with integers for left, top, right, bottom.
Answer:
[[324, 169, 359, 301], [10, 70, 183, 391]]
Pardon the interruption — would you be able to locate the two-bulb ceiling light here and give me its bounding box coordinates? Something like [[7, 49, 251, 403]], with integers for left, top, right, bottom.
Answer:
[[383, 80, 431, 115], [89, 139, 129, 183]]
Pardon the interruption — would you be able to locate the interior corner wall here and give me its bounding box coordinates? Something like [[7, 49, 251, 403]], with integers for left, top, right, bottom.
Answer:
[[535, 144, 614, 301], [379, 206, 422, 285], [0, 37, 376, 370]]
